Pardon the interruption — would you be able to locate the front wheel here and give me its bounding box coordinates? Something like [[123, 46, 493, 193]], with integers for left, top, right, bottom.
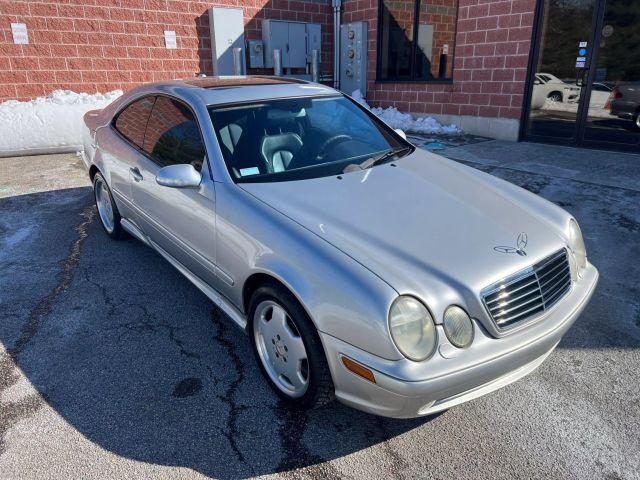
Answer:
[[93, 172, 124, 239], [249, 283, 334, 409], [548, 92, 563, 102]]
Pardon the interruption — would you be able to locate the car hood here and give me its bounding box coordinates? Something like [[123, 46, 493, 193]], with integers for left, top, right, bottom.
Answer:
[[240, 150, 567, 321]]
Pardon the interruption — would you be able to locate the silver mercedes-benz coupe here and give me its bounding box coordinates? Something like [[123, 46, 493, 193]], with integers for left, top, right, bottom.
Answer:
[[81, 76, 598, 418]]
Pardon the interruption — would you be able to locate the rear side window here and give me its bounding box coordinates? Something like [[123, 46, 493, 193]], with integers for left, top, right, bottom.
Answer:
[[114, 96, 155, 148], [143, 96, 205, 171]]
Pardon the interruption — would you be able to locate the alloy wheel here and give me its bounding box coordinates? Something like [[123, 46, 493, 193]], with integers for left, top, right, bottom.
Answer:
[[94, 177, 115, 233], [253, 300, 310, 398]]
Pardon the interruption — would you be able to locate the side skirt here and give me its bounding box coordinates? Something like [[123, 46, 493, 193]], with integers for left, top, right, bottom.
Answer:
[[120, 218, 248, 331]]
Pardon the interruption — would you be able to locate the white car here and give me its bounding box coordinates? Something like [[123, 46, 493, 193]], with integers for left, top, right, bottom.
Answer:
[[533, 73, 581, 104]]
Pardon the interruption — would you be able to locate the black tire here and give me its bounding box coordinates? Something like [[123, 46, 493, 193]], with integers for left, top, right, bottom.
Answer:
[[248, 282, 334, 409], [93, 172, 125, 240]]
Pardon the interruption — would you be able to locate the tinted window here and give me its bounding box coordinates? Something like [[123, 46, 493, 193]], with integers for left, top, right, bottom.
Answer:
[[143, 96, 206, 171], [209, 95, 407, 182], [114, 96, 155, 147]]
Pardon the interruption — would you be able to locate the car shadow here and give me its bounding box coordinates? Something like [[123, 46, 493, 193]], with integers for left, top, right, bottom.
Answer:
[[0, 188, 437, 479]]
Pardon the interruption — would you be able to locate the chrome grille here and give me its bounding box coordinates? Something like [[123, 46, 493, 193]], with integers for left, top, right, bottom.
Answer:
[[482, 249, 572, 330]]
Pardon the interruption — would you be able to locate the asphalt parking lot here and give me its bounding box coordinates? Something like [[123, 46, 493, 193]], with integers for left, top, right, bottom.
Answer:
[[1, 142, 639, 479]]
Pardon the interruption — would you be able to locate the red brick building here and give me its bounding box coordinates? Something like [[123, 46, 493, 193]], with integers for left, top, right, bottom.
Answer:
[[1, 1, 638, 148], [342, 0, 535, 140]]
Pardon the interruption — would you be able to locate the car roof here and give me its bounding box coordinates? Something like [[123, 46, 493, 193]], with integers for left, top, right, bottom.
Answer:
[[152, 76, 339, 106]]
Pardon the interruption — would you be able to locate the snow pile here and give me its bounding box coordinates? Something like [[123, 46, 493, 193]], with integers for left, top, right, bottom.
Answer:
[[0, 90, 122, 156], [351, 89, 460, 134]]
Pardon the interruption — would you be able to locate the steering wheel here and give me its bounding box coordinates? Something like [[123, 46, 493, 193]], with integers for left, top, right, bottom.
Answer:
[[315, 134, 353, 161]]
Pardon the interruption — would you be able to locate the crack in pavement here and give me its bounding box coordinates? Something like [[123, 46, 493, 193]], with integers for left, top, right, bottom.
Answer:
[[275, 403, 344, 480], [101, 300, 219, 381], [0, 394, 44, 456], [374, 416, 408, 479], [209, 308, 251, 468], [0, 203, 95, 455]]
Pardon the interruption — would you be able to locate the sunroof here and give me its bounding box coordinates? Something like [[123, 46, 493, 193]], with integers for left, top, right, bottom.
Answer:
[[183, 76, 308, 89]]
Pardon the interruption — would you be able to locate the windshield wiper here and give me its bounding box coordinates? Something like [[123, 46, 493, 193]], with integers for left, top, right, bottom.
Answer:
[[343, 146, 412, 173]]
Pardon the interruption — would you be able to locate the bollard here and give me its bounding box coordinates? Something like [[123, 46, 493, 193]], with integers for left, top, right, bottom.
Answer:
[[232, 48, 244, 76], [311, 49, 320, 83], [273, 49, 282, 76]]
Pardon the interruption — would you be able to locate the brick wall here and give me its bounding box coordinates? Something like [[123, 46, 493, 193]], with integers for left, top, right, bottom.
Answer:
[[342, 0, 536, 120], [0, 0, 333, 102]]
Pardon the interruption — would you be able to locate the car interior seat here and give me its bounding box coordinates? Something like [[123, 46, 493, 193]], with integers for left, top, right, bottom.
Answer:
[[259, 133, 303, 173]]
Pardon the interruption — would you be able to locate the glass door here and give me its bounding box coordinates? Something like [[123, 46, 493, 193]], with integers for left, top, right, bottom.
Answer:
[[581, 0, 640, 148], [524, 0, 598, 142]]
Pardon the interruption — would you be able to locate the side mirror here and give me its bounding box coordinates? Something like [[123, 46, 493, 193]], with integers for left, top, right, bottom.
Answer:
[[156, 164, 202, 189], [394, 128, 407, 140]]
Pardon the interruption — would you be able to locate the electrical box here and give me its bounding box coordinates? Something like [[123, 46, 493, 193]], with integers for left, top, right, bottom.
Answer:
[[208, 7, 245, 75], [262, 20, 321, 69], [340, 21, 367, 95], [305, 23, 321, 63], [247, 40, 264, 68]]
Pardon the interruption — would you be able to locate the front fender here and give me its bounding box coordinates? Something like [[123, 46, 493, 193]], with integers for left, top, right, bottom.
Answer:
[[215, 182, 403, 360]]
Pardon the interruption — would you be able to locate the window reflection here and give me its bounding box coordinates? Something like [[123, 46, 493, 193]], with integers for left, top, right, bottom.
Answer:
[[584, 0, 640, 145], [378, 0, 458, 81]]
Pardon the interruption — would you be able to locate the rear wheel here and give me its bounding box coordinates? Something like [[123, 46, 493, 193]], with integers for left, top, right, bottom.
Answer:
[[93, 172, 124, 239], [249, 283, 334, 409]]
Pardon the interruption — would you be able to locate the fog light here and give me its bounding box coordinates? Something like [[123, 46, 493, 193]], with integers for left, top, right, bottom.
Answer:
[[443, 306, 474, 348]]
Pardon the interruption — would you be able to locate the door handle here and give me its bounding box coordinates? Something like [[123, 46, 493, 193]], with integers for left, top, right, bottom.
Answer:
[[130, 167, 143, 182]]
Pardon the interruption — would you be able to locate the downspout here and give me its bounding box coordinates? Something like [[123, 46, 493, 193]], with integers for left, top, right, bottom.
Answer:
[[332, 0, 341, 90]]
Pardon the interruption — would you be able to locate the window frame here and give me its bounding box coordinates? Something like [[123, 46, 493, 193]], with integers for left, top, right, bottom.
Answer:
[[111, 93, 213, 180], [375, 0, 459, 84], [112, 95, 156, 149]]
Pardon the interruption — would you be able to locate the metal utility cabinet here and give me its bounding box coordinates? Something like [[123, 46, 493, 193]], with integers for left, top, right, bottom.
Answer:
[[208, 7, 245, 75], [340, 21, 367, 95], [262, 20, 321, 69]]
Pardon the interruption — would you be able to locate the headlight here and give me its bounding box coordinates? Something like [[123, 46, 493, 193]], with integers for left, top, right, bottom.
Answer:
[[389, 296, 437, 361], [568, 219, 587, 281], [443, 305, 474, 348]]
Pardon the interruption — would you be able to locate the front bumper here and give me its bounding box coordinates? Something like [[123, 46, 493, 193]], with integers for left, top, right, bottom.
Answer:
[[320, 263, 598, 418]]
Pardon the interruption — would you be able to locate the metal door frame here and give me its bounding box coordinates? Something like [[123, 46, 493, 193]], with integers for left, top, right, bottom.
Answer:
[[520, 0, 639, 152]]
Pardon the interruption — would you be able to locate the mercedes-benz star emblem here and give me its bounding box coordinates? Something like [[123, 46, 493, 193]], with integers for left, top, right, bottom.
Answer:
[[494, 232, 528, 256]]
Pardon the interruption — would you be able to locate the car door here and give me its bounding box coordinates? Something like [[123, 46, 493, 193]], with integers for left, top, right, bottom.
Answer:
[[130, 95, 218, 287], [106, 95, 156, 221]]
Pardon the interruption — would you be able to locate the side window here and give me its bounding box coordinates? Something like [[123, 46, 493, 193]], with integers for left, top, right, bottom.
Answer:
[[114, 96, 155, 147], [143, 96, 206, 171]]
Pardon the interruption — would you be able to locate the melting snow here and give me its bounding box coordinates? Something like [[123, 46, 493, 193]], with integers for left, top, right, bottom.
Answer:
[[351, 89, 460, 135], [0, 90, 122, 156]]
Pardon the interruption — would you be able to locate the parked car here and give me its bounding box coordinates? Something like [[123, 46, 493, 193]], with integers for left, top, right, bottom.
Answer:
[[589, 82, 614, 109], [607, 82, 640, 130], [82, 76, 598, 418], [533, 72, 581, 104]]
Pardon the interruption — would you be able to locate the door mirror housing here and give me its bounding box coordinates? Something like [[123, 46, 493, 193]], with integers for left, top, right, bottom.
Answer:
[[394, 128, 407, 140], [156, 164, 202, 189]]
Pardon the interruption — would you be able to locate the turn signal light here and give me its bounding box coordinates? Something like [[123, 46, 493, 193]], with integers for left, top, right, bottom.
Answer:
[[341, 356, 376, 383]]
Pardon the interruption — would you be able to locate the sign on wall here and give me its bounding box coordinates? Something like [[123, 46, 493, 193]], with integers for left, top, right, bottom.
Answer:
[[11, 23, 29, 45], [164, 30, 177, 49]]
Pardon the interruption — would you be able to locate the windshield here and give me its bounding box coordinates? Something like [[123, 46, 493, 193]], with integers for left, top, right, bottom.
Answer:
[[208, 95, 410, 182]]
